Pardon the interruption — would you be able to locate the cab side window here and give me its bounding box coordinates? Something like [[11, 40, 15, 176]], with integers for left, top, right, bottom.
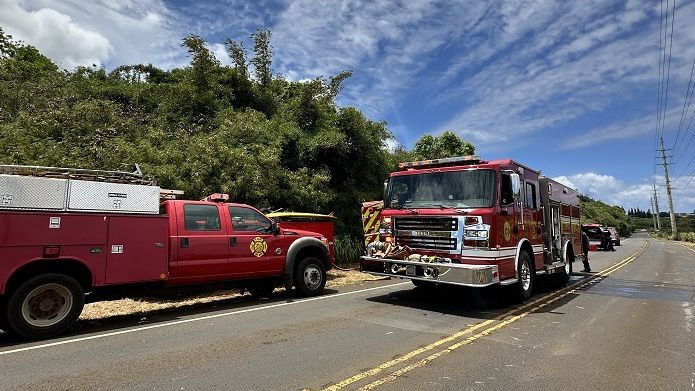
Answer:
[[500, 174, 514, 205], [184, 204, 221, 231], [229, 206, 273, 233], [525, 182, 537, 209]]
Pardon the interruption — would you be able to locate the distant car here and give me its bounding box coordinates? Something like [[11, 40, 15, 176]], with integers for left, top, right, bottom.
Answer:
[[605, 226, 621, 246]]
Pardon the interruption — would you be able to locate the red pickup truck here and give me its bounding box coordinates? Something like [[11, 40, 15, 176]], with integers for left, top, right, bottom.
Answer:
[[0, 167, 332, 339]]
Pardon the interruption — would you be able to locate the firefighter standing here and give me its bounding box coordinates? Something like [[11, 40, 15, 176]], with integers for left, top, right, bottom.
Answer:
[[581, 231, 592, 272], [603, 229, 615, 251]]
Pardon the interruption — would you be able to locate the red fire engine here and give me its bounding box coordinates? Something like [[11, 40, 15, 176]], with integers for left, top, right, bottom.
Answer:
[[360, 156, 584, 301], [0, 165, 332, 339]]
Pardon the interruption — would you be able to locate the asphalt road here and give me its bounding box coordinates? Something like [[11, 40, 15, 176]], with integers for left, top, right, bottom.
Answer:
[[1, 233, 693, 391]]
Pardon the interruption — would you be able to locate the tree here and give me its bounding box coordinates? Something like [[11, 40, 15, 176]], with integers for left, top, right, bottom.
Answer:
[[412, 130, 474, 160], [250, 29, 272, 86], [225, 38, 248, 78]]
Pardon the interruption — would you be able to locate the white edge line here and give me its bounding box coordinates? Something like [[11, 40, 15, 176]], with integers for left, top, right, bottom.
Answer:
[[0, 282, 410, 356]]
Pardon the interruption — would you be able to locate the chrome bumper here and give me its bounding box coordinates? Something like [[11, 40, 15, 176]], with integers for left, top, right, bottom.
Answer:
[[360, 256, 500, 287]]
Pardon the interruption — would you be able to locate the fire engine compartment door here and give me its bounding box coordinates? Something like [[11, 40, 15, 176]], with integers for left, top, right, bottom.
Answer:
[[550, 203, 561, 260], [105, 215, 169, 284]]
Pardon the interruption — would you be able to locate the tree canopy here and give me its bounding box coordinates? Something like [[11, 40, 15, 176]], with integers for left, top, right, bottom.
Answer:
[[0, 28, 475, 237]]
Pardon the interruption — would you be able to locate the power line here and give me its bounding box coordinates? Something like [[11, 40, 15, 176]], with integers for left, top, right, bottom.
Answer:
[[674, 107, 695, 168], [654, 0, 666, 185], [672, 58, 695, 155], [659, 0, 676, 141]]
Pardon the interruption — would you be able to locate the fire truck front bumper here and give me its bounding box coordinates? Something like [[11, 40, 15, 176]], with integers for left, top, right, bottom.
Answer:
[[360, 256, 501, 287]]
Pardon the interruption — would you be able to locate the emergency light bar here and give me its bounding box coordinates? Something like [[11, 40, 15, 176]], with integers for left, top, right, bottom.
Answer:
[[398, 155, 482, 170], [203, 193, 230, 202], [160, 189, 184, 200]]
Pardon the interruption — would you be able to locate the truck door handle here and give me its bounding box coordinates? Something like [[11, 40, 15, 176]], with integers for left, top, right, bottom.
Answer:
[[180, 238, 189, 248], [229, 237, 237, 247]]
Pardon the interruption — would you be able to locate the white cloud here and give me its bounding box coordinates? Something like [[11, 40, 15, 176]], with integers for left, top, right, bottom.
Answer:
[[0, 0, 186, 69], [553, 172, 695, 213], [270, 0, 490, 116], [209, 43, 231, 66], [0, 0, 112, 68], [435, 0, 695, 148]]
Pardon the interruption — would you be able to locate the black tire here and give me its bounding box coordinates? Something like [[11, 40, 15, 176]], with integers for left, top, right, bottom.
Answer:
[[515, 251, 534, 302], [0, 297, 11, 335], [559, 251, 572, 286], [5, 273, 84, 339], [294, 257, 326, 297], [247, 281, 276, 299]]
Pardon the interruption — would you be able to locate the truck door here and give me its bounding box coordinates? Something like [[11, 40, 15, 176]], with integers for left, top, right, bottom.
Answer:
[[174, 202, 230, 279], [499, 172, 518, 249], [227, 205, 285, 276], [550, 202, 561, 261]]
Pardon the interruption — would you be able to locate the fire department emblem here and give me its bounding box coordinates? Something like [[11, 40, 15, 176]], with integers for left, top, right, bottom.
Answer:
[[250, 237, 268, 257], [503, 222, 512, 241]]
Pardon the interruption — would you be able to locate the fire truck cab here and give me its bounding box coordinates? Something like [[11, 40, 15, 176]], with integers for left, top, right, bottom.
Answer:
[[360, 156, 583, 301]]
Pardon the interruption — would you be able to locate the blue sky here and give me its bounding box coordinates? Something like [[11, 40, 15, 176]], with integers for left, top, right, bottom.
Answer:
[[2, 0, 695, 213]]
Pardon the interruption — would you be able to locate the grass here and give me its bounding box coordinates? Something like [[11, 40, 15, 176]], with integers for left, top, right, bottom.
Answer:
[[334, 234, 365, 266], [79, 268, 383, 321]]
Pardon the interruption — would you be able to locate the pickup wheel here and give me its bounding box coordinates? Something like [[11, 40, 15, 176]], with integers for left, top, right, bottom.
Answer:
[[294, 257, 326, 297], [515, 251, 535, 302], [5, 273, 84, 339]]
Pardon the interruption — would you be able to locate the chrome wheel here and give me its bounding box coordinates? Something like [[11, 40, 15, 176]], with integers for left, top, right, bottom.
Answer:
[[21, 283, 74, 328], [520, 261, 531, 292], [303, 264, 322, 291]]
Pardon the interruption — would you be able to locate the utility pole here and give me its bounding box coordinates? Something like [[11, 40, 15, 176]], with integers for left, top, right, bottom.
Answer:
[[658, 137, 678, 237], [653, 185, 662, 230], [650, 195, 658, 230]]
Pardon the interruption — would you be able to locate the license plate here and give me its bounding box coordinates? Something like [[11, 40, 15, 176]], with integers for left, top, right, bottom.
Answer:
[[406, 265, 416, 276]]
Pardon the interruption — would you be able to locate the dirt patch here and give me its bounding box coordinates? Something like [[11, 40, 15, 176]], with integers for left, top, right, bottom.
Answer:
[[326, 267, 385, 287], [80, 268, 382, 321], [676, 241, 695, 250]]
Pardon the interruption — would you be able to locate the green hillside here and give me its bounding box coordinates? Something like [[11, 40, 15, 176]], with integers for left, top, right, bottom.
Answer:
[[579, 195, 633, 237]]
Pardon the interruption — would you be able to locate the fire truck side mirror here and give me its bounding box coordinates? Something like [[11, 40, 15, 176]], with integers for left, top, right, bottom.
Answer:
[[510, 173, 521, 199]]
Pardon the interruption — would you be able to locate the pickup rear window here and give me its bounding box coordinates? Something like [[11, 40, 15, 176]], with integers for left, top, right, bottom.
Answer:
[[184, 204, 221, 231]]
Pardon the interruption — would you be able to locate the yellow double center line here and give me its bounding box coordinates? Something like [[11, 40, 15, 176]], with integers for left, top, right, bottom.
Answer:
[[320, 241, 650, 391]]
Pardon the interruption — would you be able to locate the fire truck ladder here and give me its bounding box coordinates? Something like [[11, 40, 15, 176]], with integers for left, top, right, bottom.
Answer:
[[0, 164, 154, 185]]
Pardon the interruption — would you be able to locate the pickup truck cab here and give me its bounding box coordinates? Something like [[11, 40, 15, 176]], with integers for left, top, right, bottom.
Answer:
[[0, 195, 332, 339]]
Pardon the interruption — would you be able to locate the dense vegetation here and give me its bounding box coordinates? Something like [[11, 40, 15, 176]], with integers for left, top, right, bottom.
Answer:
[[0, 27, 473, 244], [579, 195, 633, 237]]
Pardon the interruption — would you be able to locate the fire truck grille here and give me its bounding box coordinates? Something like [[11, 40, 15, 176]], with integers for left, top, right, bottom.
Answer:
[[394, 217, 458, 231], [397, 236, 457, 251], [394, 217, 459, 251]]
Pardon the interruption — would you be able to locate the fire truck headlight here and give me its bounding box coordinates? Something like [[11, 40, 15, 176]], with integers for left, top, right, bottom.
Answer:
[[379, 216, 392, 235], [464, 229, 488, 238]]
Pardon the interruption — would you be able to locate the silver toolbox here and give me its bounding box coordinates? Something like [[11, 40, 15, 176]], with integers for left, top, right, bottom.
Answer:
[[67, 180, 160, 214], [0, 174, 68, 210]]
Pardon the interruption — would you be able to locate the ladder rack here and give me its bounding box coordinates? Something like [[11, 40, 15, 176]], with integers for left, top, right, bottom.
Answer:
[[0, 164, 154, 185]]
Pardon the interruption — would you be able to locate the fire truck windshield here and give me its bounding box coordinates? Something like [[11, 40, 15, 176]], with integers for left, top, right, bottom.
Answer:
[[385, 169, 496, 209]]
